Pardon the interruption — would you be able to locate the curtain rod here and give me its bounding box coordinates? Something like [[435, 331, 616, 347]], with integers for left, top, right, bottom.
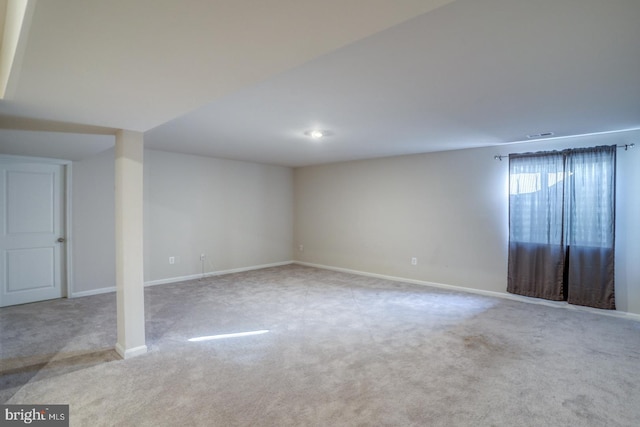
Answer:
[[493, 143, 635, 161]]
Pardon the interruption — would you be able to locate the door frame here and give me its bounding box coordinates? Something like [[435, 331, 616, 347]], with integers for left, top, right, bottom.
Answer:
[[0, 154, 73, 300]]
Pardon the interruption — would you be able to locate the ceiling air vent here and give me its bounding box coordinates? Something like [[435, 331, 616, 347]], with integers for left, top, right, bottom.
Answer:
[[526, 132, 555, 139]]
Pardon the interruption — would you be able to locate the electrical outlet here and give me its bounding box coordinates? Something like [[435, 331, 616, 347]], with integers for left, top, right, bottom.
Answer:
[[299, 244, 304, 252], [200, 253, 206, 261], [411, 257, 417, 266], [169, 256, 175, 264]]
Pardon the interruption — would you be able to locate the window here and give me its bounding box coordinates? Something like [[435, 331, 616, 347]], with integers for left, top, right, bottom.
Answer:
[[507, 145, 616, 309]]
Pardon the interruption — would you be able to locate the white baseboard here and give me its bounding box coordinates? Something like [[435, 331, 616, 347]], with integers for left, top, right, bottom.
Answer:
[[70, 262, 294, 297], [115, 343, 148, 359], [67, 260, 640, 322], [144, 273, 206, 287], [70, 287, 116, 298], [144, 261, 293, 287], [293, 261, 640, 322]]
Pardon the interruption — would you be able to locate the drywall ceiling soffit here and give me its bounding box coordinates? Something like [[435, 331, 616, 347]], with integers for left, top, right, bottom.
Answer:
[[0, 0, 453, 131], [0, 114, 116, 161], [0, 0, 37, 99], [0, 129, 114, 161]]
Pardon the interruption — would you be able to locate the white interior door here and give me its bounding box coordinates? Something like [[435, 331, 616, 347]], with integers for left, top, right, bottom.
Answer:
[[0, 160, 65, 307]]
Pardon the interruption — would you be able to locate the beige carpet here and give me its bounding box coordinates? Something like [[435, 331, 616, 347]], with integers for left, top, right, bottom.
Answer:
[[2, 265, 639, 426]]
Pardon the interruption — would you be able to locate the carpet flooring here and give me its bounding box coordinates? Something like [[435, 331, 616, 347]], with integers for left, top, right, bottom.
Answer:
[[1, 265, 639, 426]]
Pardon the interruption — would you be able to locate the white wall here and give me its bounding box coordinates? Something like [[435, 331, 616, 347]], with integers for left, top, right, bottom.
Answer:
[[144, 150, 293, 282], [72, 148, 293, 293], [294, 130, 640, 315], [72, 147, 116, 294]]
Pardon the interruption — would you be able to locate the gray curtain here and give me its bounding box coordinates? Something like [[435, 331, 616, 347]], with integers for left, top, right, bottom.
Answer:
[[564, 146, 616, 308], [508, 151, 566, 300], [507, 145, 616, 309]]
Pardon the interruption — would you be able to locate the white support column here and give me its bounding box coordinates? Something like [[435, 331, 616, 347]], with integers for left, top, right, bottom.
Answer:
[[114, 129, 147, 359]]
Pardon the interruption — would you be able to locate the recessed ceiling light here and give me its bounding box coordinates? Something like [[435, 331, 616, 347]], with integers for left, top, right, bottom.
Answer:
[[304, 130, 332, 139]]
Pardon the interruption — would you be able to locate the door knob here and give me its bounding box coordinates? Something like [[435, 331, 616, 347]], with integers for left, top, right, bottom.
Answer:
[[57, 237, 65, 243]]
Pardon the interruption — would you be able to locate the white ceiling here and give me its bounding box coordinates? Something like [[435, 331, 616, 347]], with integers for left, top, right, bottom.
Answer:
[[0, 0, 639, 166]]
